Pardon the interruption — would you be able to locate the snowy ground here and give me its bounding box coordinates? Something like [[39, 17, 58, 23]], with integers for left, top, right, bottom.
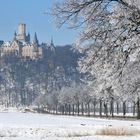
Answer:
[[0, 109, 140, 140]]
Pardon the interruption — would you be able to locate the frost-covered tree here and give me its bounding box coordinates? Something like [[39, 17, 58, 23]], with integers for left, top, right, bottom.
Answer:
[[52, 0, 140, 47], [52, 0, 140, 118]]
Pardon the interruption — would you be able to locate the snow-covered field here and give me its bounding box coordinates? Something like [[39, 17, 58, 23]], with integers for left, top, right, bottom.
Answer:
[[0, 109, 140, 140]]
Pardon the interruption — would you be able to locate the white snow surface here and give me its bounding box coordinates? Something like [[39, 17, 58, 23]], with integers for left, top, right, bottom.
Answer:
[[0, 109, 140, 140]]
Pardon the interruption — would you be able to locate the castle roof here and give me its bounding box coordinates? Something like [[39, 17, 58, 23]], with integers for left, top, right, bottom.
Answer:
[[2, 41, 11, 47]]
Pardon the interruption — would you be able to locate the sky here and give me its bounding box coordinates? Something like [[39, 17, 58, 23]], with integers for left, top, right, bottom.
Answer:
[[0, 0, 78, 45]]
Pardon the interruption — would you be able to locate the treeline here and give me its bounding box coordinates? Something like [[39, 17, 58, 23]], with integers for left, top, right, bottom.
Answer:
[[35, 84, 139, 119]]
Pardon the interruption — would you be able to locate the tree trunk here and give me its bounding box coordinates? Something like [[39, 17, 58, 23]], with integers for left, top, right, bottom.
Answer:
[[85, 104, 87, 114], [81, 102, 84, 115], [72, 104, 75, 115], [110, 98, 114, 117], [65, 104, 67, 115], [69, 104, 71, 115], [123, 101, 126, 117], [87, 102, 90, 116], [62, 105, 64, 115], [104, 102, 108, 117], [133, 101, 136, 116], [56, 104, 58, 114], [77, 101, 80, 115], [137, 97, 140, 119], [99, 99, 102, 117], [116, 101, 119, 115], [93, 99, 96, 115]]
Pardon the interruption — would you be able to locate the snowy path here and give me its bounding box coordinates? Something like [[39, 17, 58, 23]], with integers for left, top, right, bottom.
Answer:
[[0, 112, 140, 140]]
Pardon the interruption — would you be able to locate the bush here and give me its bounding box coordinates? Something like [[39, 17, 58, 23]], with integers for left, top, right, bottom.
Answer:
[[95, 127, 140, 136]]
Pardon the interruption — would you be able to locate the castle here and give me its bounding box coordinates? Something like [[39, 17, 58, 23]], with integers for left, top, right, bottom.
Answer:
[[0, 23, 49, 60]]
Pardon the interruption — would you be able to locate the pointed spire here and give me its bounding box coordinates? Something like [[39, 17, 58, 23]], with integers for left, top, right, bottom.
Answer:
[[14, 31, 17, 36], [50, 37, 55, 47], [33, 32, 38, 45], [14, 31, 17, 40], [27, 32, 30, 42], [49, 37, 55, 53]]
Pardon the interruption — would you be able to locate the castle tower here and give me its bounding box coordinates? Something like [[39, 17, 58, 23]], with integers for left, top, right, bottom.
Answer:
[[16, 23, 26, 42], [19, 23, 26, 35]]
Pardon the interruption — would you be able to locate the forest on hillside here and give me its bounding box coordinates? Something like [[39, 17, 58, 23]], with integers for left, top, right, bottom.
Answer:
[[0, 45, 81, 107]]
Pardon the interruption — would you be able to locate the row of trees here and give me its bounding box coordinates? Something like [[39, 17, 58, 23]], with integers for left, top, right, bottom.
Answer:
[[35, 83, 137, 118]]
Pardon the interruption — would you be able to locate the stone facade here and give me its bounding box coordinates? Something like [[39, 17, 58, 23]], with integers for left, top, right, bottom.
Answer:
[[0, 23, 42, 60]]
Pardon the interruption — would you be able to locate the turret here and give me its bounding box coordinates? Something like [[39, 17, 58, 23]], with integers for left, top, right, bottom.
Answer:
[[51, 37, 54, 47], [49, 37, 55, 53], [33, 32, 39, 45], [14, 31, 17, 40], [26, 32, 30, 43]]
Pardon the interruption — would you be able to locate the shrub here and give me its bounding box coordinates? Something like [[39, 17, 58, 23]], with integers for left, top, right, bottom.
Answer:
[[96, 127, 140, 136]]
